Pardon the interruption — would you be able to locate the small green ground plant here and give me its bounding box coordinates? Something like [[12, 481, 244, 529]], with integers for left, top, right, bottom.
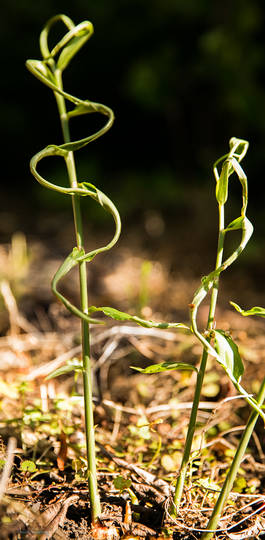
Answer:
[[133, 137, 265, 535], [26, 13, 265, 537]]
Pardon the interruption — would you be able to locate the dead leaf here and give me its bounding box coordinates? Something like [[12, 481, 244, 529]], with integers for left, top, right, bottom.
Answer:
[[91, 523, 119, 540]]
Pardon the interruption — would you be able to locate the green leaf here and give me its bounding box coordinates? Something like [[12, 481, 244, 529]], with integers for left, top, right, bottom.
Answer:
[[57, 21, 94, 71], [20, 460, 37, 473], [51, 249, 101, 325], [131, 361, 197, 374], [230, 302, 265, 318], [57, 35, 87, 70], [68, 102, 96, 118], [214, 330, 244, 383], [88, 306, 189, 330], [216, 160, 230, 205], [225, 216, 244, 231], [113, 475, 132, 491], [45, 359, 83, 380]]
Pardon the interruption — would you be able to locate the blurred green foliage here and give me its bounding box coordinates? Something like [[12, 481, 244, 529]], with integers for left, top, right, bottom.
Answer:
[[1, 0, 265, 225]]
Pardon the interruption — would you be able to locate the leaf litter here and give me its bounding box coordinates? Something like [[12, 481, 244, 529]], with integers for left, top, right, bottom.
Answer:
[[0, 231, 265, 538]]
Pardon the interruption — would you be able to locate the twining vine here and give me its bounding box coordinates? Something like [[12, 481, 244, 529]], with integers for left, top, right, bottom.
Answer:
[[26, 15, 120, 321], [27, 23, 187, 329]]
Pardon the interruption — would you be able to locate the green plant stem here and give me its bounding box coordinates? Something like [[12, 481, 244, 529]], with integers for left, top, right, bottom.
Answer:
[[53, 69, 101, 522], [173, 205, 225, 513], [201, 376, 265, 540]]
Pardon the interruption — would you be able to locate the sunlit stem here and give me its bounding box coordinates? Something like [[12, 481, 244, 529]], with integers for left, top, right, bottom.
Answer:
[[201, 376, 265, 540], [53, 68, 101, 522], [173, 204, 225, 514]]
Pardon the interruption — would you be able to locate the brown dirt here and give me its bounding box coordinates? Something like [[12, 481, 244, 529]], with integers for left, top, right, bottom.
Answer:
[[0, 224, 265, 539]]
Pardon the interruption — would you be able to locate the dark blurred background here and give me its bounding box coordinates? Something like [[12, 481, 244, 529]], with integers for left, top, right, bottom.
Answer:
[[1, 0, 264, 277]]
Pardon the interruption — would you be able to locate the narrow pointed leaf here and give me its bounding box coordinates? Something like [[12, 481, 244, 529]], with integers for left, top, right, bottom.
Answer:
[[57, 34, 89, 70], [68, 102, 96, 118], [46, 359, 83, 380], [88, 306, 189, 330], [216, 160, 230, 205], [51, 254, 188, 329], [214, 330, 244, 382], [214, 331, 265, 422], [131, 361, 198, 374], [57, 21, 93, 71], [230, 302, 265, 318], [51, 248, 101, 325], [45, 365, 80, 380], [225, 216, 244, 231]]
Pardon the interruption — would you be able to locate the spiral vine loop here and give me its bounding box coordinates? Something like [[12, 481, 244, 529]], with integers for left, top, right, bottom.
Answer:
[[26, 15, 121, 325]]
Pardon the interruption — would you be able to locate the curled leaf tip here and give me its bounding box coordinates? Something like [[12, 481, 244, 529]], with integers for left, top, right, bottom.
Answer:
[[230, 301, 265, 318]]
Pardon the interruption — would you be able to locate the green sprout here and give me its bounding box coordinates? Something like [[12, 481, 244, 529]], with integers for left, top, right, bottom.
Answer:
[[26, 14, 121, 523], [26, 13, 186, 522], [131, 137, 265, 530], [173, 137, 261, 514]]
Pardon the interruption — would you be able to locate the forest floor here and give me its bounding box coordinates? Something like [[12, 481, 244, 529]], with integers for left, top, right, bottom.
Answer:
[[0, 214, 265, 539]]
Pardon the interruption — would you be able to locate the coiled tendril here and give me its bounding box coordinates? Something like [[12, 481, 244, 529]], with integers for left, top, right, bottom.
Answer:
[[26, 15, 122, 325], [26, 15, 187, 331]]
